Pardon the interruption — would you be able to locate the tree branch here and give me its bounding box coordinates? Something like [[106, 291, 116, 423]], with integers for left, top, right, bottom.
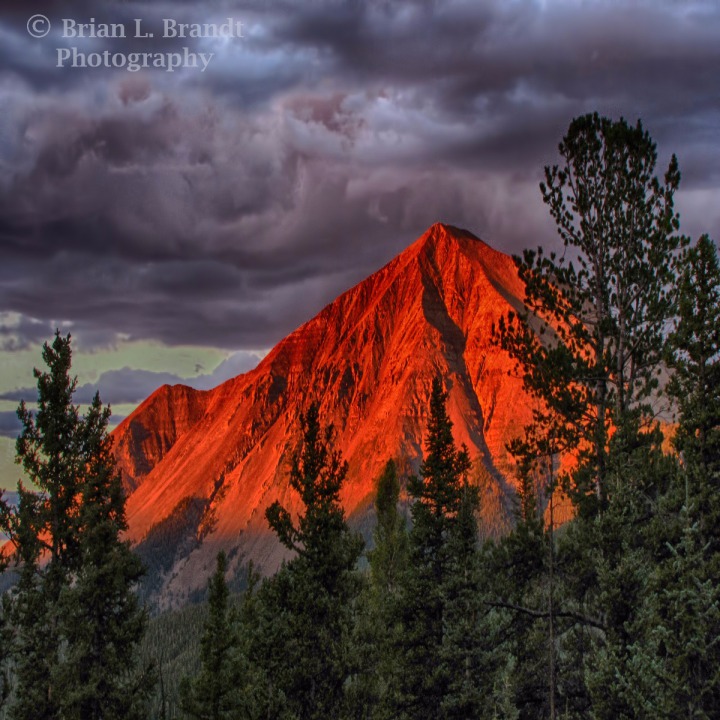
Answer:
[[485, 599, 606, 632]]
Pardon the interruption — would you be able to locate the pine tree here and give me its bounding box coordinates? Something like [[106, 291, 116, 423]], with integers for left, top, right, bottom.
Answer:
[[584, 236, 720, 717], [252, 403, 364, 720], [667, 234, 720, 499], [368, 460, 408, 598], [598, 235, 720, 718], [348, 460, 409, 719], [2, 332, 84, 719], [582, 439, 676, 718], [54, 393, 153, 720], [0, 332, 152, 719], [0, 495, 9, 710], [0, 591, 9, 711], [481, 456, 554, 719], [180, 551, 257, 720], [495, 112, 687, 515], [440, 479, 484, 719], [491, 115, 690, 715], [394, 377, 478, 719]]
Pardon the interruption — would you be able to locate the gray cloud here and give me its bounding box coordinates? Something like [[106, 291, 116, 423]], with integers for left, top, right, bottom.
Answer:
[[0, 349, 262, 412], [0, 0, 718, 352], [0, 411, 21, 438]]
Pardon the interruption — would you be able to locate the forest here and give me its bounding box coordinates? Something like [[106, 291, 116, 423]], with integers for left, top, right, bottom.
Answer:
[[1, 113, 719, 719]]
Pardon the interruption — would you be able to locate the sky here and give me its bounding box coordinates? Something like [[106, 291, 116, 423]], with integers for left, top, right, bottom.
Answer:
[[0, 0, 719, 485]]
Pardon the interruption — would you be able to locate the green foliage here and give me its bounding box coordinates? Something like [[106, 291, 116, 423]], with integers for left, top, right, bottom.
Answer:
[[368, 460, 408, 596], [667, 234, 720, 484], [1, 332, 85, 719], [590, 234, 720, 719], [55, 393, 153, 720], [180, 551, 258, 720], [253, 403, 364, 720], [586, 236, 720, 717], [0, 593, 10, 711], [347, 460, 409, 719], [482, 488, 556, 718], [489, 114, 710, 718], [623, 521, 720, 718], [496, 112, 687, 513], [1, 118, 716, 720], [141, 602, 209, 720], [0, 332, 152, 720], [440, 481, 484, 719], [393, 377, 483, 719]]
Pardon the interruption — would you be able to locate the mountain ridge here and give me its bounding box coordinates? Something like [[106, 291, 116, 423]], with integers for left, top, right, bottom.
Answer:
[[113, 223, 534, 606]]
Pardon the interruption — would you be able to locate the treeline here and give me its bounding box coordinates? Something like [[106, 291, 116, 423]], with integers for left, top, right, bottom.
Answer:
[[173, 115, 720, 718], [0, 112, 719, 719], [172, 115, 720, 720]]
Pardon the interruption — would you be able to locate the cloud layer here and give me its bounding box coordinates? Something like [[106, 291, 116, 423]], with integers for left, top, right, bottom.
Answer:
[[0, 348, 263, 436], [0, 0, 719, 354]]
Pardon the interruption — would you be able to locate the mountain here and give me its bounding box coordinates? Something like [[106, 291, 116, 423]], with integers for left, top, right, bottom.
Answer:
[[114, 223, 535, 607]]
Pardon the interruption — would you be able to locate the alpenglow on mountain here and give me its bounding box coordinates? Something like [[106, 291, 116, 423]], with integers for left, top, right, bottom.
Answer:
[[113, 223, 536, 606]]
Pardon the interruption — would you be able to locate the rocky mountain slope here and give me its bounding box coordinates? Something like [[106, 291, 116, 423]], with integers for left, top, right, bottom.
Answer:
[[113, 223, 536, 606]]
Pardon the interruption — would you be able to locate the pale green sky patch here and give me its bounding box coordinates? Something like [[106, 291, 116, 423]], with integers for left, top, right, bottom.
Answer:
[[0, 339, 231, 395]]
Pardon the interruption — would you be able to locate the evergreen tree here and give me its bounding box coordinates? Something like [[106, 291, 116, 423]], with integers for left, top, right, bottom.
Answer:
[[368, 460, 408, 598], [667, 234, 720, 496], [394, 377, 479, 719], [252, 403, 364, 720], [2, 484, 53, 719], [180, 551, 257, 720], [0, 498, 9, 710], [623, 518, 720, 717], [495, 112, 687, 514], [2, 332, 84, 719], [0, 332, 152, 719], [348, 460, 409, 719], [482, 457, 556, 719], [440, 479, 484, 719], [581, 433, 677, 719], [596, 235, 720, 718], [54, 393, 153, 720], [491, 115, 691, 715]]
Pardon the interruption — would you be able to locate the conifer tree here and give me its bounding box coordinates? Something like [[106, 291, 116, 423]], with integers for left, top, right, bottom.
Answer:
[[598, 235, 720, 717], [348, 460, 409, 719], [2, 332, 84, 719], [394, 377, 478, 719], [667, 234, 720, 491], [584, 236, 720, 716], [440, 479, 484, 719], [180, 551, 257, 720], [491, 115, 690, 713], [253, 403, 364, 720], [495, 113, 687, 514], [368, 460, 408, 598], [54, 393, 153, 720], [482, 453, 555, 718], [0, 332, 152, 719], [0, 593, 9, 711]]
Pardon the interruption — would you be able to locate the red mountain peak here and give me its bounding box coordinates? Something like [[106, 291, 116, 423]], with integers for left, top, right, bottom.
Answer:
[[113, 224, 533, 606]]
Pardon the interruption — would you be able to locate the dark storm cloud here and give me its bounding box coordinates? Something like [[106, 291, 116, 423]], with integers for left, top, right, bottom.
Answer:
[[0, 0, 718, 351], [0, 314, 56, 351]]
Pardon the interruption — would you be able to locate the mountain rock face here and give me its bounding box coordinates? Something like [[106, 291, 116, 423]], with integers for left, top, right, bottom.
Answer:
[[114, 223, 535, 607]]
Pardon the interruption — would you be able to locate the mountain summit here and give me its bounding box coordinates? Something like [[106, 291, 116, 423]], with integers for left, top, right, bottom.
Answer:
[[114, 223, 533, 606]]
